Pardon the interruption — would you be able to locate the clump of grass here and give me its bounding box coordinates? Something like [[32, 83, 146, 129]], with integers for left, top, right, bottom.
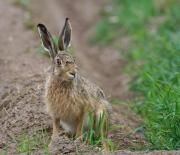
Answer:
[[17, 130, 50, 154], [93, 0, 180, 150], [82, 111, 115, 151]]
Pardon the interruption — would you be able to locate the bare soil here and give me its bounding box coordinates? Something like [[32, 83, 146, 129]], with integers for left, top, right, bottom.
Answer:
[[0, 0, 179, 154]]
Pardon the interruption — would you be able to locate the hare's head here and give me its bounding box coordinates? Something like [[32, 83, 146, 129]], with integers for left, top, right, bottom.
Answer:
[[37, 18, 77, 81]]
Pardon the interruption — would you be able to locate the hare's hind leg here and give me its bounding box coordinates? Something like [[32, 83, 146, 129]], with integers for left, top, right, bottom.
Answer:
[[96, 109, 110, 151], [52, 117, 61, 139], [101, 118, 110, 152]]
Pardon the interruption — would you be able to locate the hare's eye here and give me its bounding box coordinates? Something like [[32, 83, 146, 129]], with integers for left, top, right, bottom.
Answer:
[[56, 59, 61, 65], [66, 61, 72, 65]]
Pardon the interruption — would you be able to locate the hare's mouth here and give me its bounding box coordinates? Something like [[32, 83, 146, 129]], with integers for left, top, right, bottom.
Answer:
[[68, 72, 76, 79]]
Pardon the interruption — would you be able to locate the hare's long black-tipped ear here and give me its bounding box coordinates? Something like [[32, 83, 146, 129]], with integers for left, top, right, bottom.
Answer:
[[37, 23, 57, 60], [58, 18, 72, 51]]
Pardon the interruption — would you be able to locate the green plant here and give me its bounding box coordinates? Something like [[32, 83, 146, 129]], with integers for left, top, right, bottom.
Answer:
[[82, 111, 115, 151], [17, 130, 50, 154], [131, 31, 180, 150]]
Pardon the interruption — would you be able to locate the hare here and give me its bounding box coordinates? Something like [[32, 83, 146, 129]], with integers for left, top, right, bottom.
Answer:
[[37, 18, 111, 149]]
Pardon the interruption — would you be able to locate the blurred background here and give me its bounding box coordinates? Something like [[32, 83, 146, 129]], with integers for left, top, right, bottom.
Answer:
[[0, 0, 179, 154]]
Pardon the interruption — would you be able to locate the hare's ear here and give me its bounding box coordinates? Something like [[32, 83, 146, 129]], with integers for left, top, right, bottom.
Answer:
[[37, 23, 57, 60], [58, 18, 72, 51]]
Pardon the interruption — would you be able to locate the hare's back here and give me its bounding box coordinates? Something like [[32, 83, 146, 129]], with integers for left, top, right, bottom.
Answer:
[[77, 74, 106, 100]]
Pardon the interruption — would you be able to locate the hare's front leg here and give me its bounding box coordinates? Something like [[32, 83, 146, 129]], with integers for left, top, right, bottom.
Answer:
[[52, 117, 61, 139], [75, 112, 84, 139]]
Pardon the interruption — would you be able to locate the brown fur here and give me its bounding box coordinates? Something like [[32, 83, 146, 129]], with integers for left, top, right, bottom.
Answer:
[[45, 55, 111, 136], [37, 19, 111, 150]]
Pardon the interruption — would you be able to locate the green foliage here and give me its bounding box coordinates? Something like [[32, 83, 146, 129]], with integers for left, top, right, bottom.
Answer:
[[91, 19, 117, 44], [132, 32, 180, 150], [17, 130, 50, 154], [82, 111, 115, 151], [92, 0, 155, 44], [93, 0, 180, 150]]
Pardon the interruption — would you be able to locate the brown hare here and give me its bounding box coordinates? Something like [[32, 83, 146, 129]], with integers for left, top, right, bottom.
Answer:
[[37, 18, 111, 150]]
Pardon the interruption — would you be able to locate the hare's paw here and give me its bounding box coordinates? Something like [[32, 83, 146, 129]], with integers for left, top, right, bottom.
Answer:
[[102, 140, 110, 152], [49, 130, 62, 148], [51, 131, 60, 140]]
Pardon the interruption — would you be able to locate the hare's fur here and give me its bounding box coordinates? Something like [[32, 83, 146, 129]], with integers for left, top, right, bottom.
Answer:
[[45, 69, 110, 135], [37, 19, 111, 149]]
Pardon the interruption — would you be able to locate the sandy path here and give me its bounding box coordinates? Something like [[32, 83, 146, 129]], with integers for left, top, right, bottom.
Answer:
[[0, 1, 49, 81], [0, 1, 51, 154]]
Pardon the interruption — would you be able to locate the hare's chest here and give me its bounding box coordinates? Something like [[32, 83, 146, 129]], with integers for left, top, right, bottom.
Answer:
[[46, 85, 81, 117]]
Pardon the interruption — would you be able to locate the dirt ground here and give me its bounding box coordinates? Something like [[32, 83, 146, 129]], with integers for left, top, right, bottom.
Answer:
[[0, 0, 179, 154]]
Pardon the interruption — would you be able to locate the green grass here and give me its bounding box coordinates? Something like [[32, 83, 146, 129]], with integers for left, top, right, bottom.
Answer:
[[82, 111, 115, 151], [17, 130, 50, 154], [93, 0, 180, 150]]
